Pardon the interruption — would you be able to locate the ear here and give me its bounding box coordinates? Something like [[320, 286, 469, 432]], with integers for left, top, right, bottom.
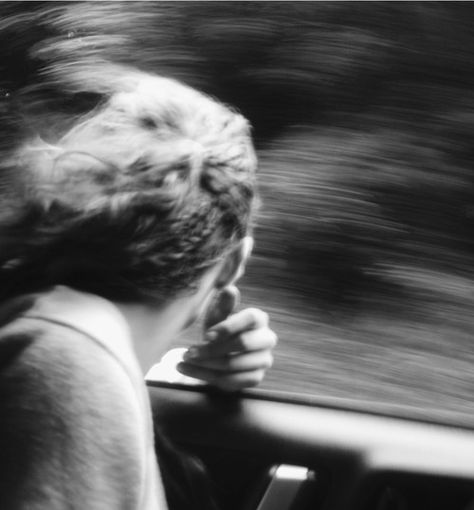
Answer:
[[215, 236, 254, 289]]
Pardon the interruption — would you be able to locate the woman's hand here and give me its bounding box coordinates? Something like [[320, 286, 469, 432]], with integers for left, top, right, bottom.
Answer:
[[177, 286, 278, 391]]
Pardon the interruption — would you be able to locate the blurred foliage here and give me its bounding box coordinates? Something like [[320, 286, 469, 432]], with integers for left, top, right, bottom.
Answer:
[[1, 1, 474, 320]]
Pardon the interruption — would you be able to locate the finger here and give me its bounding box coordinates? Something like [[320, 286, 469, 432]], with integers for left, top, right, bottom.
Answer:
[[177, 363, 266, 391], [216, 369, 266, 391], [186, 328, 277, 359], [204, 307, 269, 342], [203, 285, 240, 331], [181, 349, 273, 373]]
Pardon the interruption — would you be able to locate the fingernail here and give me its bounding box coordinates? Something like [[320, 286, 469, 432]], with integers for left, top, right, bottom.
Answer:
[[204, 330, 218, 342]]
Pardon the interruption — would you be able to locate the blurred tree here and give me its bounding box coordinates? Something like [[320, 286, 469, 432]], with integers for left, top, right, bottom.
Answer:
[[1, 1, 474, 317]]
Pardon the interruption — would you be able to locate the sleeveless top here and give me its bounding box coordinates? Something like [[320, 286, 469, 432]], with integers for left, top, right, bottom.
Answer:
[[0, 285, 168, 509]]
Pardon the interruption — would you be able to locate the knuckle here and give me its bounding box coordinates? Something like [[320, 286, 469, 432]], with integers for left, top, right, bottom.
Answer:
[[263, 354, 274, 369], [267, 331, 278, 347], [250, 369, 265, 385], [240, 370, 264, 388], [237, 333, 252, 351], [246, 308, 269, 326]]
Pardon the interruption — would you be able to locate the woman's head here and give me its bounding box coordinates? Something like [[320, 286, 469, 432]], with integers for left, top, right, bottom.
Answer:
[[0, 73, 257, 303]]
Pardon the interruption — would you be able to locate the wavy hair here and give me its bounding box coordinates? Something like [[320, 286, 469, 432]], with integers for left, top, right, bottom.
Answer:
[[0, 73, 257, 303]]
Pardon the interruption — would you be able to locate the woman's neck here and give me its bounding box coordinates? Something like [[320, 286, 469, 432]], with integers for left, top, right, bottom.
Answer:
[[113, 265, 221, 374], [113, 298, 191, 374]]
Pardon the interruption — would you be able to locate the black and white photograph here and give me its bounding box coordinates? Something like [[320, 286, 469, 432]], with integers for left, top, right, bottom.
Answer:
[[0, 2, 474, 509]]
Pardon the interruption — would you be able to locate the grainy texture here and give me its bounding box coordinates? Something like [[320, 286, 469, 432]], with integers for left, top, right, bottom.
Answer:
[[2, 2, 474, 424]]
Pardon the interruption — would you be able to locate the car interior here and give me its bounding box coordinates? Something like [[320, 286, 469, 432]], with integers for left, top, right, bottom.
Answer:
[[147, 378, 474, 510]]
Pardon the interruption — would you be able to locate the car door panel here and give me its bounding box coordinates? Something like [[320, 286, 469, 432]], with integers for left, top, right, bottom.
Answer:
[[148, 382, 474, 510]]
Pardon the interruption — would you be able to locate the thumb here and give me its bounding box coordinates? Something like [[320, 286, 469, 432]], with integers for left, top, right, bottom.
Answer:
[[203, 285, 240, 331]]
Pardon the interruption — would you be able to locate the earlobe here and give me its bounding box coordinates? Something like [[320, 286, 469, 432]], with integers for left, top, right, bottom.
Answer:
[[215, 236, 254, 289]]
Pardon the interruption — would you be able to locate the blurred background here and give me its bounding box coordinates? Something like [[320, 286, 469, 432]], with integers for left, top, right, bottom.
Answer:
[[2, 1, 474, 424]]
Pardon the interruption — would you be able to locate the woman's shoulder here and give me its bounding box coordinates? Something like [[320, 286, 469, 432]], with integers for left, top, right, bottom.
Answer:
[[0, 286, 144, 416], [0, 285, 140, 379], [0, 285, 148, 426], [0, 287, 162, 509]]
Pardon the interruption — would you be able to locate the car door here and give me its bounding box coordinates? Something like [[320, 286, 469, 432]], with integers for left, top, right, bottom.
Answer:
[[147, 378, 474, 510]]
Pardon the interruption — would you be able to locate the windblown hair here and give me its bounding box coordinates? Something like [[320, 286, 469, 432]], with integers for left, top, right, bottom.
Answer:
[[0, 73, 257, 303]]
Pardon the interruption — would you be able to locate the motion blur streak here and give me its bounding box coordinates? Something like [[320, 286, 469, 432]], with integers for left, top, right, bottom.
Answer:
[[1, 2, 474, 424]]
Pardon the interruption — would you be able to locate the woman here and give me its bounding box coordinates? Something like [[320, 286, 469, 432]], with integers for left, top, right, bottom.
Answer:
[[0, 71, 276, 509]]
